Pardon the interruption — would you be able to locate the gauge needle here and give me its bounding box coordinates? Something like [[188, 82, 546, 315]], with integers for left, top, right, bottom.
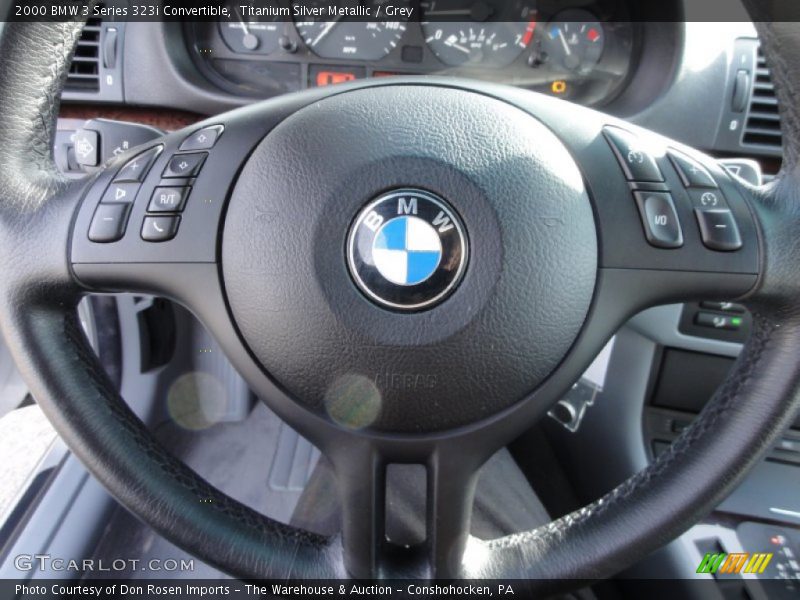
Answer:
[[444, 36, 471, 54], [557, 28, 572, 56], [237, 7, 251, 36], [311, 21, 337, 47]]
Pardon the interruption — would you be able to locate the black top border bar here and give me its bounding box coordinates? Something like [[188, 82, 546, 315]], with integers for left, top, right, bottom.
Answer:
[[2, 0, 798, 23]]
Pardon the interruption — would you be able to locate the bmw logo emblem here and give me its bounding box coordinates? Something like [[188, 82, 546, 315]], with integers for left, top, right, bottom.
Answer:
[[347, 189, 468, 311]]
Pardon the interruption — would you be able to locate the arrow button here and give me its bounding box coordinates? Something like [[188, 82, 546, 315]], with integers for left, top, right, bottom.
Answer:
[[179, 125, 224, 151], [162, 152, 207, 178], [101, 183, 140, 205]]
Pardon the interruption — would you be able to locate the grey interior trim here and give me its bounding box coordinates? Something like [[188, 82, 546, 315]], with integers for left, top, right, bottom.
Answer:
[[0, 294, 163, 577], [628, 304, 742, 358], [631, 19, 757, 152], [0, 446, 112, 580]]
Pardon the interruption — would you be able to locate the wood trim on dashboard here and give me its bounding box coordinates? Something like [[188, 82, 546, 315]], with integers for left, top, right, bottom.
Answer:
[[59, 104, 205, 132]]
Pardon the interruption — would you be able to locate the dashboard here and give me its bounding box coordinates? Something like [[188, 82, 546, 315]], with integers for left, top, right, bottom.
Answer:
[[57, 1, 780, 167], [186, 0, 637, 106]]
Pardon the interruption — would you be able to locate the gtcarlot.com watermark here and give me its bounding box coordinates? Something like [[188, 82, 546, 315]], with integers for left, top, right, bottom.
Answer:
[[14, 554, 194, 573]]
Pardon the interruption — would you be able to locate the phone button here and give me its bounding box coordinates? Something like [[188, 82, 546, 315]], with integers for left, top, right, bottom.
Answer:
[[141, 215, 180, 242]]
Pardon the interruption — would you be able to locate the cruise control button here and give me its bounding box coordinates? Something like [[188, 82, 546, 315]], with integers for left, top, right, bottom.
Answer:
[[633, 192, 684, 249], [688, 188, 728, 209], [88, 203, 130, 243], [604, 127, 665, 182], [179, 125, 224, 151], [669, 151, 718, 188], [695, 311, 744, 330], [162, 153, 206, 178], [141, 215, 180, 242], [148, 186, 190, 212], [113, 146, 162, 183], [101, 182, 139, 204], [694, 208, 742, 251]]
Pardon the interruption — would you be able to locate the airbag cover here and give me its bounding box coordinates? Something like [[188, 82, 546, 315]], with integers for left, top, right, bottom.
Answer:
[[222, 85, 597, 433]]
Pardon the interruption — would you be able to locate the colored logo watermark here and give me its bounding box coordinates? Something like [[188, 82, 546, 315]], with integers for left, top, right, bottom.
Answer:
[[696, 552, 773, 575]]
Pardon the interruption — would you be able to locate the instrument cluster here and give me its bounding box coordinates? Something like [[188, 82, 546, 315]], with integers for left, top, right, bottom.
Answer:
[[188, 1, 636, 106]]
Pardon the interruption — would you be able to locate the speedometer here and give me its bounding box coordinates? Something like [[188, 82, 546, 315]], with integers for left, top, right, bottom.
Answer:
[[294, 1, 408, 61], [421, 1, 537, 67]]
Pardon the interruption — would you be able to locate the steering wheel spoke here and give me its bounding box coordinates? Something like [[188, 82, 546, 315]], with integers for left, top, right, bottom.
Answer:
[[504, 90, 761, 311], [324, 439, 486, 579], [70, 118, 248, 300], [68, 90, 336, 305], [329, 442, 385, 579], [427, 448, 483, 578]]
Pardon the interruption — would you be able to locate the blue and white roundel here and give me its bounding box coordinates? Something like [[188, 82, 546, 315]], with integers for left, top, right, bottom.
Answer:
[[372, 216, 442, 286], [348, 188, 467, 311]]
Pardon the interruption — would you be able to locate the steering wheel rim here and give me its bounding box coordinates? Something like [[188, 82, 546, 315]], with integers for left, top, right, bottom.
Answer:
[[0, 8, 799, 593]]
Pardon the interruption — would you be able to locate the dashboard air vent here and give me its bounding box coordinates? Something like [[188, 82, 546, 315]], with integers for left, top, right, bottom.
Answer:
[[742, 46, 782, 150], [65, 13, 103, 93]]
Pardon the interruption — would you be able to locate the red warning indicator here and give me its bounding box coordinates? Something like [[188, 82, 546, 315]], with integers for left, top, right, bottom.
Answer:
[[316, 71, 357, 87]]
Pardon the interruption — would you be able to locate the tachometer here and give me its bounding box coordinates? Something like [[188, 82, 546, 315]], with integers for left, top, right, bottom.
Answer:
[[540, 10, 605, 75], [294, 1, 408, 61], [219, 1, 283, 54], [421, 1, 537, 67]]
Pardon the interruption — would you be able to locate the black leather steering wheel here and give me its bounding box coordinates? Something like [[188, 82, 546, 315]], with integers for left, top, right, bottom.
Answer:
[[1, 5, 799, 594]]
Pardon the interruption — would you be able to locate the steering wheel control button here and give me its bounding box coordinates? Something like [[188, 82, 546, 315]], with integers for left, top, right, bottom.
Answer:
[[73, 129, 100, 167], [687, 188, 729, 210], [700, 301, 746, 313], [347, 189, 468, 311], [148, 186, 190, 213], [141, 215, 180, 242], [720, 158, 763, 186], [162, 152, 207, 178], [179, 125, 224, 151], [603, 126, 665, 182], [633, 191, 684, 248], [101, 182, 139, 204], [694, 208, 743, 251], [88, 203, 130, 243], [669, 151, 718, 188], [82, 119, 164, 164], [695, 311, 744, 331], [113, 146, 162, 183]]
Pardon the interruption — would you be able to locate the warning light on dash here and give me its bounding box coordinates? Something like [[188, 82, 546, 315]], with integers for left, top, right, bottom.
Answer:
[[551, 80, 568, 94], [316, 71, 357, 87]]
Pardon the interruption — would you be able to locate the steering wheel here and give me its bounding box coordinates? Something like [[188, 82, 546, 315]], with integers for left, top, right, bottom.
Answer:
[[1, 5, 799, 593]]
